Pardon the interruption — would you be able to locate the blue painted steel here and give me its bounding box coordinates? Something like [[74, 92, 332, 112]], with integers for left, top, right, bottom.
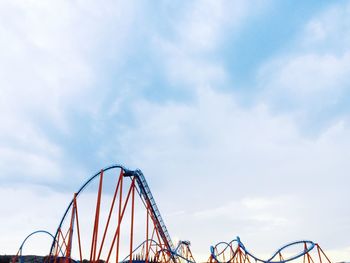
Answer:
[[210, 236, 316, 263], [123, 239, 196, 263], [129, 169, 175, 252], [156, 248, 196, 263], [17, 230, 56, 263], [174, 240, 196, 263], [49, 164, 176, 263], [49, 164, 127, 256], [121, 239, 163, 262], [121, 239, 196, 263]]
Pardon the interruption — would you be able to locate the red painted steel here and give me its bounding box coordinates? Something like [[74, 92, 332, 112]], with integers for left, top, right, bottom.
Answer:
[[12, 166, 334, 263], [46, 167, 173, 263], [208, 240, 333, 263]]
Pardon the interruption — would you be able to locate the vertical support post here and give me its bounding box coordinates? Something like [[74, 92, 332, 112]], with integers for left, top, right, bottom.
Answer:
[[146, 203, 149, 263], [147, 226, 156, 259], [106, 179, 135, 263], [97, 169, 123, 261], [66, 196, 76, 263], [73, 193, 83, 263], [53, 230, 62, 263], [278, 252, 284, 262], [129, 178, 136, 263], [238, 247, 242, 263], [116, 173, 124, 263], [90, 170, 104, 263], [305, 243, 311, 263]]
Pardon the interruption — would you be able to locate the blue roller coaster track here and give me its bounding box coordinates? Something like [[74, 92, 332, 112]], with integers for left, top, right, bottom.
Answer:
[[12, 164, 332, 263]]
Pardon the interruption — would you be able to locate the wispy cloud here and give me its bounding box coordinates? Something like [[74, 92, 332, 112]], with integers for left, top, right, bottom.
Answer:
[[1, 1, 350, 262], [256, 2, 350, 131]]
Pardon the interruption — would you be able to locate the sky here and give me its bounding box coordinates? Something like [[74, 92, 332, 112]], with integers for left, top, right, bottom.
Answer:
[[1, 0, 350, 261]]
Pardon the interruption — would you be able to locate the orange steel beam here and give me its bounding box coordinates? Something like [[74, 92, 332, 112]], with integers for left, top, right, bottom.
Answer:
[[146, 206, 149, 263], [66, 194, 76, 260], [90, 170, 104, 263], [97, 170, 123, 260], [152, 216, 167, 262], [73, 193, 83, 263], [116, 173, 124, 263], [53, 230, 62, 263], [105, 178, 135, 263], [61, 228, 70, 256], [317, 244, 332, 263], [148, 226, 157, 257], [129, 180, 136, 263]]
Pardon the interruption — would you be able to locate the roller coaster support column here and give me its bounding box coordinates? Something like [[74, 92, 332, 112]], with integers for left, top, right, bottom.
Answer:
[[90, 170, 104, 263], [130, 178, 136, 263]]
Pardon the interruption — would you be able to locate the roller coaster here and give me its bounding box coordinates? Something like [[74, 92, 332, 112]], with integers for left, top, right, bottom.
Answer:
[[12, 165, 333, 263]]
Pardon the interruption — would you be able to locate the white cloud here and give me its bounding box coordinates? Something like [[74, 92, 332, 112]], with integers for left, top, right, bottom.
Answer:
[[302, 2, 350, 51], [175, 0, 249, 52], [257, 1, 350, 124], [193, 196, 290, 229], [0, 0, 137, 182], [241, 197, 276, 210], [259, 52, 350, 98], [154, 0, 268, 89], [110, 86, 350, 260], [0, 185, 71, 255], [0, 0, 136, 127], [1, 1, 350, 261]]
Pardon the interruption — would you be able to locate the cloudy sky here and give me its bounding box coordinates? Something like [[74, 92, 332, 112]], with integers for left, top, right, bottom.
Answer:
[[1, 0, 350, 261]]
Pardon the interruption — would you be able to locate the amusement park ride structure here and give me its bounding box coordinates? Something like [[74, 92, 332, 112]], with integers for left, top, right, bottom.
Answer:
[[12, 165, 332, 263]]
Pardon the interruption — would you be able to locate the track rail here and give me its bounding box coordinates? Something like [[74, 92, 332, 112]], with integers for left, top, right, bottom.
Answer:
[[12, 164, 333, 263], [48, 165, 177, 263], [126, 169, 175, 252], [209, 237, 332, 263]]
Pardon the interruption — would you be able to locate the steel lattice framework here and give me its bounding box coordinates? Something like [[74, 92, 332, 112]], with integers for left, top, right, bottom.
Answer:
[[47, 165, 182, 263], [208, 237, 332, 263], [12, 165, 333, 263]]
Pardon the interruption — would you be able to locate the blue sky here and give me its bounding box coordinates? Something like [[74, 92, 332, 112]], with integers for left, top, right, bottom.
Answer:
[[1, 0, 350, 261]]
